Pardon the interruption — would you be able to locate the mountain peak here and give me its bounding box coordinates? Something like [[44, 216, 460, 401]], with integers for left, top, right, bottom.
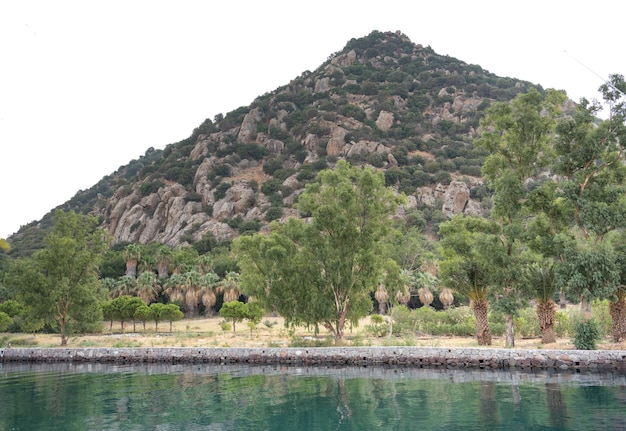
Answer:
[[8, 31, 542, 256]]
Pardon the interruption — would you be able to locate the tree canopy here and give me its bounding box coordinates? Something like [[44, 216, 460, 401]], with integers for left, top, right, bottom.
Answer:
[[234, 160, 405, 342], [8, 210, 108, 344]]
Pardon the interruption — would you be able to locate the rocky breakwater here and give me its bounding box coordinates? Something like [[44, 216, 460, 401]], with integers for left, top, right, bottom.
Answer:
[[2, 347, 626, 372]]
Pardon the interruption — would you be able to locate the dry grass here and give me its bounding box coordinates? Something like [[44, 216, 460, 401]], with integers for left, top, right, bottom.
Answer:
[[3, 315, 625, 350]]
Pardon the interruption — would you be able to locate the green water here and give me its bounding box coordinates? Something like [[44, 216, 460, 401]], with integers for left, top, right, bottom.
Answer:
[[1, 364, 625, 430]]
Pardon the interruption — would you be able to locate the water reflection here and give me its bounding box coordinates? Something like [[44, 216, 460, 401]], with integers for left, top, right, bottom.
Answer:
[[2, 363, 626, 430]]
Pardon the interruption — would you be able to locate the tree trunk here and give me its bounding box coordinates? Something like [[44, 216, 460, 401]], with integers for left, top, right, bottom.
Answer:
[[387, 306, 395, 338], [580, 296, 592, 317], [536, 300, 557, 344], [378, 301, 387, 315], [60, 334, 68, 345], [609, 297, 626, 342], [559, 290, 567, 309], [157, 260, 169, 279], [126, 259, 137, 278], [472, 298, 492, 346], [505, 313, 515, 348]]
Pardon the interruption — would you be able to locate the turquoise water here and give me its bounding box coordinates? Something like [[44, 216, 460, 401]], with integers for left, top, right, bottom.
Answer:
[[1, 363, 626, 430]]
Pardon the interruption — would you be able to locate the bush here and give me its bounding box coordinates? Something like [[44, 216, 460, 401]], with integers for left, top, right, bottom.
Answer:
[[365, 314, 389, 337], [554, 311, 569, 338], [591, 299, 612, 336], [514, 307, 540, 338], [572, 318, 602, 350]]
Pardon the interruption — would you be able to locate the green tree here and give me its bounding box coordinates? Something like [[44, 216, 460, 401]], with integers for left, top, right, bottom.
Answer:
[[234, 161, 404, 342], [149, 302, 166, 332], [0, 311, 12, 331], [101, 300, 116, 331], [122, 296, 146, 332], [552, 77, 626, 334], [134, 304, 151, 332], [162, 303, 183, 332], [476, 88, 566, 347], [219, 300, 247, 332], [244, 302, 264, 337], [9, 210, 108, 345]]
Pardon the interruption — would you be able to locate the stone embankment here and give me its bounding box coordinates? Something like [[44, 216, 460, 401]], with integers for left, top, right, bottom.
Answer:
[[2, 347, 626, 372]]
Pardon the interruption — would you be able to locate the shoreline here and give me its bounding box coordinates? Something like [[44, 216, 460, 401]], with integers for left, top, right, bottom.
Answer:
[[3, 346, 626, 372]]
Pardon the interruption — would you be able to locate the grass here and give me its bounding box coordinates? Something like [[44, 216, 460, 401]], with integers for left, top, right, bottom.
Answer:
[[3, 307, 626, 350]]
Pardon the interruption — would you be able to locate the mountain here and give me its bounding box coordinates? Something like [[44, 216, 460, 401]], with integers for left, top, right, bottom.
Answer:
[[7, 30, 549, 256]]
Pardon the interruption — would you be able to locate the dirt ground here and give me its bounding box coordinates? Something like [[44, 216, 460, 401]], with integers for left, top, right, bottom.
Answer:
[[4, 315, 626, 350]]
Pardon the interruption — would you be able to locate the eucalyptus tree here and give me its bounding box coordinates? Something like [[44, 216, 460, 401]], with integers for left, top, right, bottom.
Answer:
[[8, 210, 108, 345], [475, 88, 566, 347], [234, 161, 405, 342], [552, 77, 626, 326]]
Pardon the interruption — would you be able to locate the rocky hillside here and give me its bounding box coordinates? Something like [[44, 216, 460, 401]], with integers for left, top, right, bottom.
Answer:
[[9, 30, 546, 255]]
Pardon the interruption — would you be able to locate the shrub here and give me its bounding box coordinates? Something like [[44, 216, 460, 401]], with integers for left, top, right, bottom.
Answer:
[[572, 318, 602, 350], [554, 311, 569, 337], [365, 314, 389, 337], [514, 307, 540, 338], [214, 182, 231, 200], [591, 299, 612, 336]]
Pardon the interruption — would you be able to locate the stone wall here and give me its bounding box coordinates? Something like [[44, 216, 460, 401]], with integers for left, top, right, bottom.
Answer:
[[2, 347, 626, 372]]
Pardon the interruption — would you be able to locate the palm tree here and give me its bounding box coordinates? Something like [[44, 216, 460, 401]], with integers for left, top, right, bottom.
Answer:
[[199, 272, 220, 315], [100, 277, 118, 297], [415, 272, 437, 307], [195, 254, 214, 276], [444, 258, 492, 345], [164, 273, 187, 307], [374, 284, 389, 315], [218, 271, 242, 303], [418, 287, 434, 307], [123, 244, 142, 278], [136, 271, 160, 304], [610, 287, 626, 343], [156, 245, 173, 280], [524, 261, 558, 344], [395, 286, 411, 306], [113, 275, 137, 298], [439, 288, 454, 310], [165, 269, 214, 317]]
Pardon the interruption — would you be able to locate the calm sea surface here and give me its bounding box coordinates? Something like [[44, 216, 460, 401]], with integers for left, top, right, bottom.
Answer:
[[1, 363, 626, 430]]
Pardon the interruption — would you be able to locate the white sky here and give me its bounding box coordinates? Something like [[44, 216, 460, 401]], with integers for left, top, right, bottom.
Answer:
[[1, 1, 624, 239]]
